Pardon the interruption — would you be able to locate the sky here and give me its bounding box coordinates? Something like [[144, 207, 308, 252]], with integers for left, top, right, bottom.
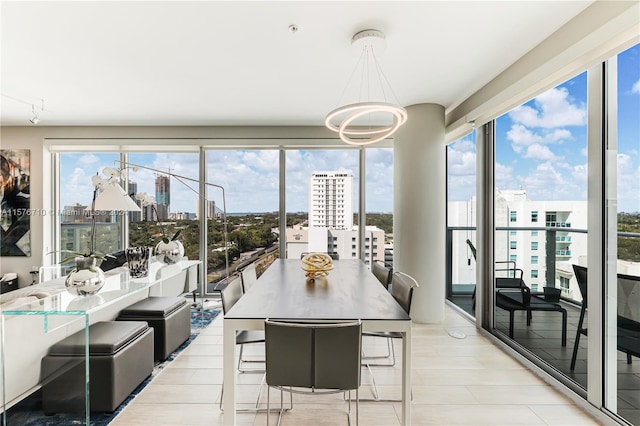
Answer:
[[60, 44, 638, 215], [60, 148, 394, 214], [448, 43, 639, 214]]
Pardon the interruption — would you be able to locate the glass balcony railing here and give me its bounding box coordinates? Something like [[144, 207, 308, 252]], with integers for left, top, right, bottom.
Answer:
[[556, 249, 571, 257], [556, 236, 572, 242]]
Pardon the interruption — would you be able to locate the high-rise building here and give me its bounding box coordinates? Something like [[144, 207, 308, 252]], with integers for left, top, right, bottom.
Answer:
[[128, 181, 141, 222], [308, 171, 353, 229], [196, 199, 216, 219], [155, 175, 170, 220]]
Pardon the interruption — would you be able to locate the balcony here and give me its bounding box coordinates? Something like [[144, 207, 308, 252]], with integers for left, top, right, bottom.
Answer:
[[446, 226, 640, 426]]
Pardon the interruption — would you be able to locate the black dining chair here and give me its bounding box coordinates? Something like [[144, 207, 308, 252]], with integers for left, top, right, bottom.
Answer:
[[264, 319, 362, 426]]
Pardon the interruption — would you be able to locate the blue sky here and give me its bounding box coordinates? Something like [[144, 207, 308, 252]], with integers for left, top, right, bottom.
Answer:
[[61, 45, 637, 215], [60, 148, 394, 214], [448, 43, 639, 213]]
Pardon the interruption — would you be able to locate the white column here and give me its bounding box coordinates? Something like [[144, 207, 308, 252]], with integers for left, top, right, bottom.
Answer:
[[393, 103, 445, 323]]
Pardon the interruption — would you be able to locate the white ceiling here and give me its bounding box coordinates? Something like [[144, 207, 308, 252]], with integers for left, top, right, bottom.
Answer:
[[1, 1, 593, 127]]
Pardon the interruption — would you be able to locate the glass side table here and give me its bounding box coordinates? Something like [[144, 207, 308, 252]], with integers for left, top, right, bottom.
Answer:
[[1, 271, 148, 426]]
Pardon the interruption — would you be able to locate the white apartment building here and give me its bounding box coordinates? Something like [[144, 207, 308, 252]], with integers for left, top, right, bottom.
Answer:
[[308, 172, 353, 229], [285, 225, 386, 265], [449, 189, 588, 302]]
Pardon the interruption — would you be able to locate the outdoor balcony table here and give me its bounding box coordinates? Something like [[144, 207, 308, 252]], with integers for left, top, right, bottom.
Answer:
[[222, 259, 412, 425]]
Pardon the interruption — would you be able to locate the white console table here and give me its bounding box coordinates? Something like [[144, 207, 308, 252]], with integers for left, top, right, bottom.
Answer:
[[0, 258, 201, 421]]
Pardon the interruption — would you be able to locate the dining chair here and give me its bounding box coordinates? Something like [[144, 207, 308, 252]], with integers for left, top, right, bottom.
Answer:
[[219, 274, 267, 412], [220, 275, 265, 373], [371, 260, 392, 290], [240, 263, 258, 293], [264, 319, 362, 426], [362, 271, 418, 400]]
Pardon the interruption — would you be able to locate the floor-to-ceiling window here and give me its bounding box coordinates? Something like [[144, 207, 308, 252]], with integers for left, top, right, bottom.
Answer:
[[284, 149, 359, 261], [204, 149, 279, 290], [493, 71, 589, 377], [610, 43, 640, 426], [446, 130, 477, 315], [58, 152, 122, 265], [365, 147, 393, 267], [127, 151, 201, 270]]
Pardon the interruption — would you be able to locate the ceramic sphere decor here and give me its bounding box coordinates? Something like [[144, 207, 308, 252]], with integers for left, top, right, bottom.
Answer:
[[154, 240, 184, 265], [301, 253, 334, 280], [65, 256, 106, 296]]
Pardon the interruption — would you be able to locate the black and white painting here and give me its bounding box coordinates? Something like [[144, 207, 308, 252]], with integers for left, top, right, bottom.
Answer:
[[0, 149, 31, 256]]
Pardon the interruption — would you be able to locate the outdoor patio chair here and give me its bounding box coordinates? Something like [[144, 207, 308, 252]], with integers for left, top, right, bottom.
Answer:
[[571, 264, 640, 370]]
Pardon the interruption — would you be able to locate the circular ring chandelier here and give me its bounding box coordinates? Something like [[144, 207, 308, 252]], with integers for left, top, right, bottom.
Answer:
[[325, 29, 407, 146], [325, 102, 407, 145]]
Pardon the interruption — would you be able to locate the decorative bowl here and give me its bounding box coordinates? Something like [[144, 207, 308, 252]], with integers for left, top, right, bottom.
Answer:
[[301, 253, 334, 279]]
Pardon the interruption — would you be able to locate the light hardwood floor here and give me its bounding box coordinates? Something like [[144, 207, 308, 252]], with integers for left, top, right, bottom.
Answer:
[[111, 304, 604, 425]]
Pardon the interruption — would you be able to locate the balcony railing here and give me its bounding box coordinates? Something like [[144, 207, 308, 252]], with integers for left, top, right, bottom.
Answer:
[[446, 226, 640, 304]]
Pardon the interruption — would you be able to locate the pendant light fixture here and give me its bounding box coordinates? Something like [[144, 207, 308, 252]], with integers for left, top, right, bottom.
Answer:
[[325, 29, 407, 146]]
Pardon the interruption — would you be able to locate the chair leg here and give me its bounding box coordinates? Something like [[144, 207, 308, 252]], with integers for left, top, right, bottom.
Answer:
[[237, 343, 265, 373], [509, 311, 515, 339], [560, 309, 567, 347], [627, 353, 632, 364], [570, 307, 586, 370], [362, 337, 396, 366], [364, 363, 379, 400]]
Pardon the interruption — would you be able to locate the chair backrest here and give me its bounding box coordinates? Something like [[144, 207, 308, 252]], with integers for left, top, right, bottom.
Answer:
[[220, 275, 243, 315], [371, 261, 391, 289], [265, 320, 362, 391], [617, 272, 640, 323], [390, 271, 418, 315], [572, 264, 587, 305], [240, 263, 258, 293], [495, 276, 526, 289]]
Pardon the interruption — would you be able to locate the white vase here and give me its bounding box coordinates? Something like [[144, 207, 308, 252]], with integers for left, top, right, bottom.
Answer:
[[65, 256, 105, 296], [154, 240, 184, 264]]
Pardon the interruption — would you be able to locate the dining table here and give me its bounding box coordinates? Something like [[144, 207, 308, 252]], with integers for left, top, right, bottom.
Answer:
[[222, 258, 412, 425]]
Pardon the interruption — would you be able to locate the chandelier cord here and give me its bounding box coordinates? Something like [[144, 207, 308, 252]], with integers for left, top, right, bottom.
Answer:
[[334, 45, 368, 110]]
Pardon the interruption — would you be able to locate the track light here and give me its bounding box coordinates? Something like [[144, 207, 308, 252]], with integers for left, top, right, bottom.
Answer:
[[29, 104, 40, 124]]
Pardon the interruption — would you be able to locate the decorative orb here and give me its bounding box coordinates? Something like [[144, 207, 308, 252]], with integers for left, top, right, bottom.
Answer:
[[301, 253, 334, 279], [65, 256, 105, 296], [154, 240, 184, 264]]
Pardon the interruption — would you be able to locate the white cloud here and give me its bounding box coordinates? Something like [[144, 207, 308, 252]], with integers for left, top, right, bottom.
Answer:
[[506, 124, 572, 156], [78, 154, 100, 166], [506, 124, 542, 153], [509, 87, 586, 128], [522, 162, 586, 201], [524, 144, 556, 161], [632, 79, 640, 94], [617, 152, 640, 212], [494, 162, 515, 192]]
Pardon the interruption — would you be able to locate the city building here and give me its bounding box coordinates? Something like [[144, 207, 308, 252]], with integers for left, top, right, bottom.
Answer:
[[308, 171, 353, 229], [449, 189, 588, 301], [155, 175, 170, 220], [127, 181, 141, 222], [285, 224, 385, 265], [196, 199, 216, 219], [1, 3, 637, 425]]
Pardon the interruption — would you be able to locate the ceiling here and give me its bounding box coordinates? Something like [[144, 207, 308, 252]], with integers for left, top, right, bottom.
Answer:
[[1, 1, 594, 127]]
